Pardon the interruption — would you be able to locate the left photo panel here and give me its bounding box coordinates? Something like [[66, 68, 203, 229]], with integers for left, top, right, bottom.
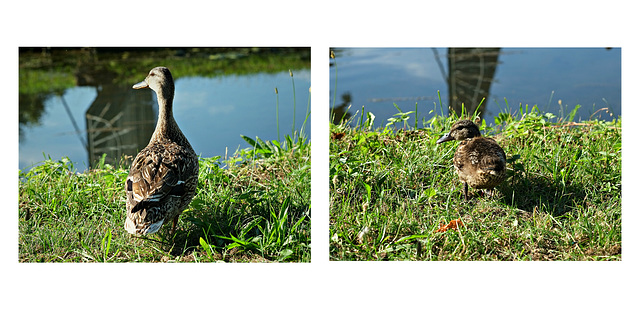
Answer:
[[18, 47, 311, 262]]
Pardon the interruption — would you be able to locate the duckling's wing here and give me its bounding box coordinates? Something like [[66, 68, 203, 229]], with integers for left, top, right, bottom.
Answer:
[[476, 138, 506, 172], [454, 138, 506, 173]]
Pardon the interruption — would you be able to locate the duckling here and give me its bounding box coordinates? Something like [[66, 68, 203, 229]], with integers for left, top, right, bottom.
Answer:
[[436, 119, 506, 200], [124, 67, 199, 235]]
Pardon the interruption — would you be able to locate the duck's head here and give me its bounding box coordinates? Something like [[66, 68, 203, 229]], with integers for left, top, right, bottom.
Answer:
[[133, 66, 174, 96], [436, 119, 481, 144]]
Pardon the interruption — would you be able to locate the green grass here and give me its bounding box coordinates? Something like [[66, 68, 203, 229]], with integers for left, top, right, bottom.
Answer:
[[19, 138, 310, 262], [18, 66, 311, 263], [329, 104, 621, 261]]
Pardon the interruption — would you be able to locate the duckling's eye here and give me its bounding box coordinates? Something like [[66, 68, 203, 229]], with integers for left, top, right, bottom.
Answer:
[[150, 72, 155, 76]]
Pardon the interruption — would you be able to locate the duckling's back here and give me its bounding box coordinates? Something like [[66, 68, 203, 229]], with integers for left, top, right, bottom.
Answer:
[[454, 137, 506, 189]]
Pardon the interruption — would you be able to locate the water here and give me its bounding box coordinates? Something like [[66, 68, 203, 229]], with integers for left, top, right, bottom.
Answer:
[[19, 49, 310, 172], [330, 47, 621, 127]]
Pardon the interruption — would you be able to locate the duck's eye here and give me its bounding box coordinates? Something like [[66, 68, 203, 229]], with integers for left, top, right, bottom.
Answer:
[[149, 72, 155, 76]]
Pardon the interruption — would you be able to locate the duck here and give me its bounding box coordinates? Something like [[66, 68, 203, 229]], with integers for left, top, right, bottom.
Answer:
[[436, 119, 506, 200], [124, 67, 199, 235]]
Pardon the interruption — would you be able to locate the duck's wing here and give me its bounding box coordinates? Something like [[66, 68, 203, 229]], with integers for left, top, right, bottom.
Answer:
[[124, 148, 191, 235]]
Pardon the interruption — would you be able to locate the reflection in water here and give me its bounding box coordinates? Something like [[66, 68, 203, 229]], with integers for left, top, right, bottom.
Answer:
[[76, 61, 156, 169], [331, 92, 352, 125], [443, 48, 500, 118], [85, 84, 155, 168], [331, 48, 502, 123], [330, 47, 502, 124], [330, 47, 620, 129], [19, 47, 311, 171], [18, 93, 47, 141]]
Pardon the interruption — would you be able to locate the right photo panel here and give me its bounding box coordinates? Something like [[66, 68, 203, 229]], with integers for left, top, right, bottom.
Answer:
[[329, 47, 621, 261]]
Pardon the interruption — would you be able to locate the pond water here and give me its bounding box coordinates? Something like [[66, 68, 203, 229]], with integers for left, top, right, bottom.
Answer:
[[330, 47, 621, 128], [19, 49, 310, 172]]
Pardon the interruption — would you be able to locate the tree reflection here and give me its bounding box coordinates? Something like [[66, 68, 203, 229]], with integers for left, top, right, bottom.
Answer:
[[19, 47, 310, 169], [330, 47, 502, 125], [445, 48, 500, 118], [330, 92, 352, 125]]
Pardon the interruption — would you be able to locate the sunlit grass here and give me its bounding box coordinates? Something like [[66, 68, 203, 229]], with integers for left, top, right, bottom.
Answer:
[[19, 145, 310, 263], [18, 68, 311, 263], [329, 102, 621, 261]]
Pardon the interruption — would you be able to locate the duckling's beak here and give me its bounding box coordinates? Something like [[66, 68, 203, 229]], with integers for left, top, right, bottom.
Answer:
[[436, 133, 454, 144], [133, 80, 149, 89]]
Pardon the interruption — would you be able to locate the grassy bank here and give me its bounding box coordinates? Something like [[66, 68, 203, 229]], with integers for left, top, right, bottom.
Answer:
[[330, 105, 621, 261], [18, 137, 310, 262]]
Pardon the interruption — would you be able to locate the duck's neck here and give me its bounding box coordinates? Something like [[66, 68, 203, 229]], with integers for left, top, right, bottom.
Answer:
[[151, 86, 179, 141]]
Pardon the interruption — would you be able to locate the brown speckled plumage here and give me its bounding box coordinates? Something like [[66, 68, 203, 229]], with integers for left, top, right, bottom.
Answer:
[[124, 67, 199, 235], [437, 120, 506, 200]]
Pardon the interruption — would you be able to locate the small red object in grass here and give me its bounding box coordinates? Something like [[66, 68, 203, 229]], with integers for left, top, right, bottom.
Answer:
[[332, 132, 346, 140], [435, 219, 464, 233]]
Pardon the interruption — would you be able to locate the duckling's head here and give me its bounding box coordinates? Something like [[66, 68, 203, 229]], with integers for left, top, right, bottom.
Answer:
[[436, 119, 481, 144], [133, 66, 174, 98]]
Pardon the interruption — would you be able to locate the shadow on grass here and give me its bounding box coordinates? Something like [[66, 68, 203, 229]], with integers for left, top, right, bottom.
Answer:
[[499, 173, 587, 219], [158, 199, 310, 261], [161, 209, 249, 259]]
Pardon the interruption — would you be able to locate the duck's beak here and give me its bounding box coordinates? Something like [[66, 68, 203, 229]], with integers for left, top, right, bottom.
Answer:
[[133, 80, 148, 89], [436, 133, 454, 144]]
